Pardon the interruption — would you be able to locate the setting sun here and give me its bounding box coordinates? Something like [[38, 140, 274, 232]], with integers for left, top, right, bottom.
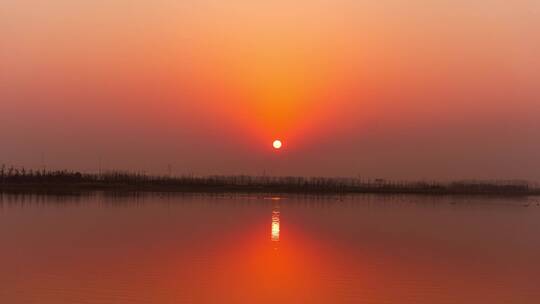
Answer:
[[273, 140, 283, 150]]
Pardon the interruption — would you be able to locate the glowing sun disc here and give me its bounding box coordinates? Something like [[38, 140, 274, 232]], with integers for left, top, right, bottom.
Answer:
[[273, 140, 282, 149]]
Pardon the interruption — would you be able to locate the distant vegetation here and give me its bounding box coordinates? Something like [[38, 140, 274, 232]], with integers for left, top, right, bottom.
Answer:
[[0, 165, 538, 195]]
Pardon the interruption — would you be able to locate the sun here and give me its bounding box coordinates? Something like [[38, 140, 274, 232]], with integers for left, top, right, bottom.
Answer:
[[273, 140, 282, 150]]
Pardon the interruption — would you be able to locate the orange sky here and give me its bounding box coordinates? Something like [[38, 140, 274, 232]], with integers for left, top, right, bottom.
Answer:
[[1, 0, 539, 179]]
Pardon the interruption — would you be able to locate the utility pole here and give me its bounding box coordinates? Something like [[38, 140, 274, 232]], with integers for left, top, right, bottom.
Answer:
[[98, 156, 102, 176]]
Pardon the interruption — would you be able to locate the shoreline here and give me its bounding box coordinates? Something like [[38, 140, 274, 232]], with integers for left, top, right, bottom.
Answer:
[[1, 183, 539, 196]]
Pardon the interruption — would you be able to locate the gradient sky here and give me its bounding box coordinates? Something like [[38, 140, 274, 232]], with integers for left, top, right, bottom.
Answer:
[[1, 1, 539, 180]]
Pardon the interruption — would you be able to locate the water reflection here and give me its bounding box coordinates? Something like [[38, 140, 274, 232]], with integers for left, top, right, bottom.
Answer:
[[271, 204, 280, 242], [1, 193, 539, 304]]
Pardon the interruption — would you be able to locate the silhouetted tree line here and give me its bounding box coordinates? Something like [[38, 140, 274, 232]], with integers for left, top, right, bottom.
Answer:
[[0, 165, 538, 195]]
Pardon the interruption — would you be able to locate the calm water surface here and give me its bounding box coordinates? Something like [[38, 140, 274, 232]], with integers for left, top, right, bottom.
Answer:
[[0, 193, 539, 303]]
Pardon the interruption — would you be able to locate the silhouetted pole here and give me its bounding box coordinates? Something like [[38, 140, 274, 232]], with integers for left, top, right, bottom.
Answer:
[[98, 156, 102, 176]]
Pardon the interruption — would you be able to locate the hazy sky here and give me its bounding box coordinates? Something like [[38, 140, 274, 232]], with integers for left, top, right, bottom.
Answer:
[[1, 1, 539, 180]]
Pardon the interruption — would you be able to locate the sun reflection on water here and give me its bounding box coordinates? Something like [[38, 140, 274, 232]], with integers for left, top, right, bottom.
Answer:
[[271, 206, 280, 242]]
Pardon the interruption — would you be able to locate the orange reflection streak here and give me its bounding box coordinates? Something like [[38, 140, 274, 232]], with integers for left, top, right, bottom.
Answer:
[[271, 206, 280, 242]]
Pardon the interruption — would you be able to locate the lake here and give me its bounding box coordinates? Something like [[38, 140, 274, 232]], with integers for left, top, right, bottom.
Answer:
[[1, 193, 539, 303]]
